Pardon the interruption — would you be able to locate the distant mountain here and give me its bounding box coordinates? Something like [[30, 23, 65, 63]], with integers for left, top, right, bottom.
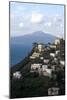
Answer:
[[11, 31, 56, 45]]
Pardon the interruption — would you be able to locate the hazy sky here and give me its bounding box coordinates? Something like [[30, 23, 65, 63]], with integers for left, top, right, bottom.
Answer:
[[10, 2, 64, 38]]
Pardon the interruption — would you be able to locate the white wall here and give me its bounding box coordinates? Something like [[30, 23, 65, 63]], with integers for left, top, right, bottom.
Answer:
[[0, 0, 67, 100]]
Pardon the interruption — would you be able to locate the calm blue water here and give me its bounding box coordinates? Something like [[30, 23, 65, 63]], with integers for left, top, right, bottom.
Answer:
[[10, 44, 32, 67]]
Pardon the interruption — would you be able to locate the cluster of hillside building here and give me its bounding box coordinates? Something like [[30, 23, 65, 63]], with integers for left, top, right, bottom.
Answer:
[[12, 38, 65, 95], [30, 38, 65, 78], [13, 38, 65, 80], [29, 38, 65, 95]]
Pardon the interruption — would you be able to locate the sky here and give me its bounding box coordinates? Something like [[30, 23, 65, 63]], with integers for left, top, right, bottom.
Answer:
[[10, 2, 64, 38]]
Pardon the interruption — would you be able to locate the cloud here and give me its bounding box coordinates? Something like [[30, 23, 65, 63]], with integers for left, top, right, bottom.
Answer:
[[17, 6, 25, 11], [31, 12, 43, 24], [10, 2, 64, 38], [44, 22, 52, 27], [53, 14, 63, 23], [19, 22, 24, 28], [60, 24, 63, 27]]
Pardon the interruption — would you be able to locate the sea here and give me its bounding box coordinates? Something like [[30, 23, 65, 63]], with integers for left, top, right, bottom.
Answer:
[[10, 44, 32, 67]]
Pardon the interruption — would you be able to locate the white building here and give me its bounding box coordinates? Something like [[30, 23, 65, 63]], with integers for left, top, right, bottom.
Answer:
[[50, 53, 55, 57], [60, 60, 65, 66], [43, 59, 49, 64], [31, 64, 42, 71], [48, 87, 59, 95], [30, 56, 36, 59], [55, 50, 60, 55], [45, 69, 52, 75], [30, 63, 52, 77], [38, 44, 44, 52], [42, 65, 48, 71], [30, 52, 40, 59], [55, 39, 60, 45], [43, 68, 52, 77], [40, 57, 44, 60], [50, 45, 56, 49], [54, 57, 57, 62], [13, 71, 22, 79]]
